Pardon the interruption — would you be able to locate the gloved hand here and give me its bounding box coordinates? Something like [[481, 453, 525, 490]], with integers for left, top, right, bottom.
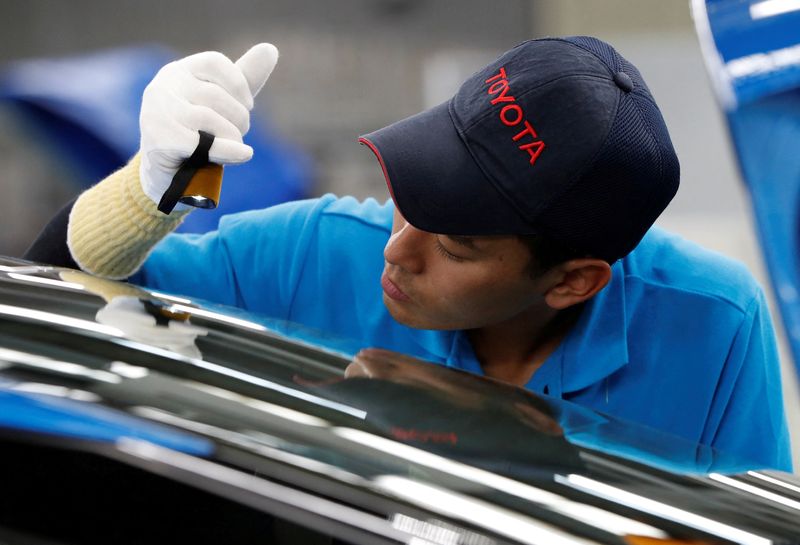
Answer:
[[139, 43, 279, 208]]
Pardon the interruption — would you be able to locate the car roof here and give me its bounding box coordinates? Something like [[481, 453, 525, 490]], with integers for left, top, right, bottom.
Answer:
[[1, 256, 799, 544]]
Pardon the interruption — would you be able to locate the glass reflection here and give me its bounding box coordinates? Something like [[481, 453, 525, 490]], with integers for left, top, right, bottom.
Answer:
[[555, 474, 771, 545], [314, 348, 583, 478], [3, 261, 800, 543], [60, 270, 209, 359], [95, 296, 209, 359], [0, 265, 777, 477]]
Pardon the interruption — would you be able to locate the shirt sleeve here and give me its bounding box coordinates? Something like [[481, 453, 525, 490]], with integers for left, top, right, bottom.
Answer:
[[131, 195, 337, 319], [702, 289, 793, 472], [23, 197, 79, 270]]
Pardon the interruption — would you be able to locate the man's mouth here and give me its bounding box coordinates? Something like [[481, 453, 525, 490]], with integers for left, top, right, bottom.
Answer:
[[381, 271, 411, 302]]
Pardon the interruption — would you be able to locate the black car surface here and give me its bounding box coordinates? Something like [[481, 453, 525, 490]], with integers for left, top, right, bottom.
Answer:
[[1, 256, 799, 545]]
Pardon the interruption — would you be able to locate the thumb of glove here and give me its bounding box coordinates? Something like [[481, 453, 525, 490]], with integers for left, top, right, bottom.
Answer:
[[235, 43, 279, 98]]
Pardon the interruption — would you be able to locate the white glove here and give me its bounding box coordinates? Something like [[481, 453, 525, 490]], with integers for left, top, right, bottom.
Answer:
[[139, 43, 279, 207], [96, 296, 209, 359]]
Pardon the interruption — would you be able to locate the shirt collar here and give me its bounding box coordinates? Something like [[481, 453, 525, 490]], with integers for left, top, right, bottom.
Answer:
[[408, 327, 457, 364], [560, 261, 629, 394]]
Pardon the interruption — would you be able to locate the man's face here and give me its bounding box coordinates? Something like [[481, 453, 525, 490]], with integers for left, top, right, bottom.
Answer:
[[381, 207, 553, 330]]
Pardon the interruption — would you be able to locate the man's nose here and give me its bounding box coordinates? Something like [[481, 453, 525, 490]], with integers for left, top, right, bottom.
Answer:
[[384, 221, 427, 274]]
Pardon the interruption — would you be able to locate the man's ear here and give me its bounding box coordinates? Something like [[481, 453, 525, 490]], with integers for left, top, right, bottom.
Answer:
[[543, 259, 612, 310]]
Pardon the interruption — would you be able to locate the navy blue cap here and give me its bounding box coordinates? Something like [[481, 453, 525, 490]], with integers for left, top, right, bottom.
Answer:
[[359, 36, 680, 262]]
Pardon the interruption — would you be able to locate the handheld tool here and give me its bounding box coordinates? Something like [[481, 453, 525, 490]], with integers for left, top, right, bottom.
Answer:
[[157, 131, 223, 214]]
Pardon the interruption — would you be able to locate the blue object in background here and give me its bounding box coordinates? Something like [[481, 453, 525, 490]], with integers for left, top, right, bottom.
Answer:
[[697, 0, 800, 108], [694, 0, 800, 381], [0, 45, 313, 234]]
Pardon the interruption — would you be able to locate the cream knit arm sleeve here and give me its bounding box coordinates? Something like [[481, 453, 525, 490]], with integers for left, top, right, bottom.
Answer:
[[67, 154, 190, 279]]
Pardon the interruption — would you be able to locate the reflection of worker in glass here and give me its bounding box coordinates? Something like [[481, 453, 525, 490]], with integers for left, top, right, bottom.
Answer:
[[60, 271, 207, 359], [28, 37, 791, 471], [313, 348, 583, 477], [346, 348, 563, 437]]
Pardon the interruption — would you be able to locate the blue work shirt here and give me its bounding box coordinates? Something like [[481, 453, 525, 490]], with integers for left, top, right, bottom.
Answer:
[[133, 195, 792, 472]]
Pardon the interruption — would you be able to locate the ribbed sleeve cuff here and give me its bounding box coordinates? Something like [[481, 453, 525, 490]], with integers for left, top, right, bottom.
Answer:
[[67, 153, 190, 279]]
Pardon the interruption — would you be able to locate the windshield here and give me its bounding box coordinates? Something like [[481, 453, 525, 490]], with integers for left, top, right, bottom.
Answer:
[[4, 260, 800, 544], [0, 260, 760, 478]]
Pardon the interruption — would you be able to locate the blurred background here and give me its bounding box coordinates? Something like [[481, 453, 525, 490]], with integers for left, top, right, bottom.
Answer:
[[1, 0, 797, 470]]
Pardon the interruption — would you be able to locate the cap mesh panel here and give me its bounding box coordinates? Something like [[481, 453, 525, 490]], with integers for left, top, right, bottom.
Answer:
[[536, 89, 679, 261]]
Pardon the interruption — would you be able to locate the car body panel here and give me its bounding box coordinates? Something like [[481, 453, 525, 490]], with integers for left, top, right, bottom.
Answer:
[[1, 257, 799, 544]]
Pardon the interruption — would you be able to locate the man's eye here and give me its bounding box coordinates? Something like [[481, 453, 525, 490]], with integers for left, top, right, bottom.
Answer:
[[434, 240, 465, 262]]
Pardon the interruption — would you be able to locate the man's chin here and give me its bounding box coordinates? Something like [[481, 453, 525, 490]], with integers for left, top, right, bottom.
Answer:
[[383, 293, 414, 324], [382, 294, 461, 331]]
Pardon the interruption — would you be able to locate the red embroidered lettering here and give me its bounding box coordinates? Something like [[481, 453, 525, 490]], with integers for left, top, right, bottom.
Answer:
[[487, 80, 507, 96], [484, 67, 546, 167], [519, 141, 546, 165], [500, 104, 523, 126], [484, 66, 507, 84], [512, 120, 538, 141], [489, 85, 515, 105]]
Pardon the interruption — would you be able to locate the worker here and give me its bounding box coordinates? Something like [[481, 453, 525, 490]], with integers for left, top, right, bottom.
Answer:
[[25, 37, 792, 471]]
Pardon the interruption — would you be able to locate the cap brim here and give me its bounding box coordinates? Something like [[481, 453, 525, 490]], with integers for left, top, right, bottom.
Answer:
[[359, 101, 532, 235]]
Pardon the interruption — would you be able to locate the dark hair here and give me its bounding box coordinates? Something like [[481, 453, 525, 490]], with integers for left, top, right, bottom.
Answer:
[[518, 234, 606, 276]]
